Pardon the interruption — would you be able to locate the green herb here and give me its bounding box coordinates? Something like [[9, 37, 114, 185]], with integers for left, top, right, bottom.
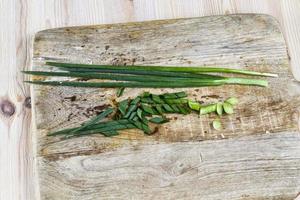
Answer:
[[102, 130, 119, 137], [212, 119, 222, 130], [164, 99, 188, 104], [225, 97, 238, 105], [170, 104, 180, 113], [152, 94, 164, 103], [25, 75, 268, 87], [177, 105, 190, 114], [162, 91, 188, 99], [141, 97, 154, 104], [128, 112, 137, 120], [118, 99, 129, 116], [155, 105, 164, 114], [132, 120, 151, 134], [141, 104, 156, 114], [116, 87, 125, 97], [137, 108, 143, 119], [149, 116, 169, 124], [223, 102, 234, 114], [162, 104, 173, 112], [45, 62, 278, 77], [24, 71, 214, 83], [188, 100, 201, 111], [216, 103, 223, 116], [25, 80, 222, 88], [49, 119, 134, 137], [124, 97, 140, 118], [200, 104, 217, 115], [69, 107, 114, 134]]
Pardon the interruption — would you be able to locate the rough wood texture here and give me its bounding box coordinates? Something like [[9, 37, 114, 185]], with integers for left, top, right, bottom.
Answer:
[[32, 14, 300, 199], [2, 1, 300, 200], [38, 132, 300, 200]]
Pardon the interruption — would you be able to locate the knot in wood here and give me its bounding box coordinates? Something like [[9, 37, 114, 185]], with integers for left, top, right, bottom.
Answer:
[[0, 100, 15, 117], [24, 97, 31, 109]]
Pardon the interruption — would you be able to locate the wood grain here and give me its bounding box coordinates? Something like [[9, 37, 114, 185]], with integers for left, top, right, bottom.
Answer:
[[32, 14, 300, 199], [38, 132, 300, 200], [1, 0, 300, 200]]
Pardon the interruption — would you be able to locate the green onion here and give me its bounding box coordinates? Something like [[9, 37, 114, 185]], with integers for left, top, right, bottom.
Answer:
[[223, 102, 234, 114], [200, 104, 217, 115], [48, 119, 131, 136], [25, 76, 267, 87], [45, 62, 278, 77], [23, 71, 210, 82], [116, 87, 125, 97], [25, 80, 222, 88], [216, 103, 223, 116], [149, 116, 169, 124], [212, 119, 222, 130], [225, 97, 239, 105], [70, 107, 113, 134], [188, 100, 201, 111]]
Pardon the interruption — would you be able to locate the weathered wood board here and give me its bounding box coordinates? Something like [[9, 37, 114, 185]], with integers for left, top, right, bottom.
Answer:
[[32, 14, 300, 199]]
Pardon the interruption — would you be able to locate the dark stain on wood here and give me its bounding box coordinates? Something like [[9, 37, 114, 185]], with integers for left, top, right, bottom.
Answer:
[[93, 104, 110, 111], [201, 94, 221, 99], [42, 149, 107, 161], [64, 95, 77, 101]]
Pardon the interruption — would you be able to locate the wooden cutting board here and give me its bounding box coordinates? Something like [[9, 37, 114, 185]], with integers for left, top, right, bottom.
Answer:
[[32, 14, 300, 200]]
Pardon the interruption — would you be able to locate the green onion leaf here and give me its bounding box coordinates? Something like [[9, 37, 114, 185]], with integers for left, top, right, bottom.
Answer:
[[155, 105, 164, 114], [225, 97, 238, 105], [216, 103, 223, 116], [45, 62, 278, 77], [162, 104, 173, 112], [69, 107, 114, 134], [170, 105, 180, 113], [141, 97, 154, 104], [137, 108, 143, 119], [212, 119, 222, 130], [200, 104, 217, 115], [118, 99, 129, 116], [177, 105, 190, 114], [129, 112, 137, 120], [162, 91, 188, 99], [124, 97, 140, 118], [141, 104, 156, 114], [149, 116, 169, 124], [188, 100, 201, 111], [116, 87, 125, 97], [102, 130, 119, 137], [152, 94, 164, 103], [223, 102, 234, 114]]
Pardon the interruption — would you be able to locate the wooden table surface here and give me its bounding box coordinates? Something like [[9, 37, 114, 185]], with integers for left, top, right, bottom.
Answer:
[[0, 0, 299, 199]]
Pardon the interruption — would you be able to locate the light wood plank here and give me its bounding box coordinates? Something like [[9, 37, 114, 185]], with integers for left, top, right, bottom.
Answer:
[[38, 132, 300, 200]]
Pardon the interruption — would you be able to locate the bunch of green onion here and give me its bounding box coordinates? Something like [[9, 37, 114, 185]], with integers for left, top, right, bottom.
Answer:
[[23, 62, 277, 88]]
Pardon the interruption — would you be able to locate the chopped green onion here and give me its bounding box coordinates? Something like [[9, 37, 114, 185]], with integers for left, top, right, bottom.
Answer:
[[200, 104, 217, 115], [212, 119, 222, 130], [223, 102, 234, 114], [216, 103, 223, 116], [116, 87, 125, 97], [188, 100, 201, 111], [225, 97, 239, 105]]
